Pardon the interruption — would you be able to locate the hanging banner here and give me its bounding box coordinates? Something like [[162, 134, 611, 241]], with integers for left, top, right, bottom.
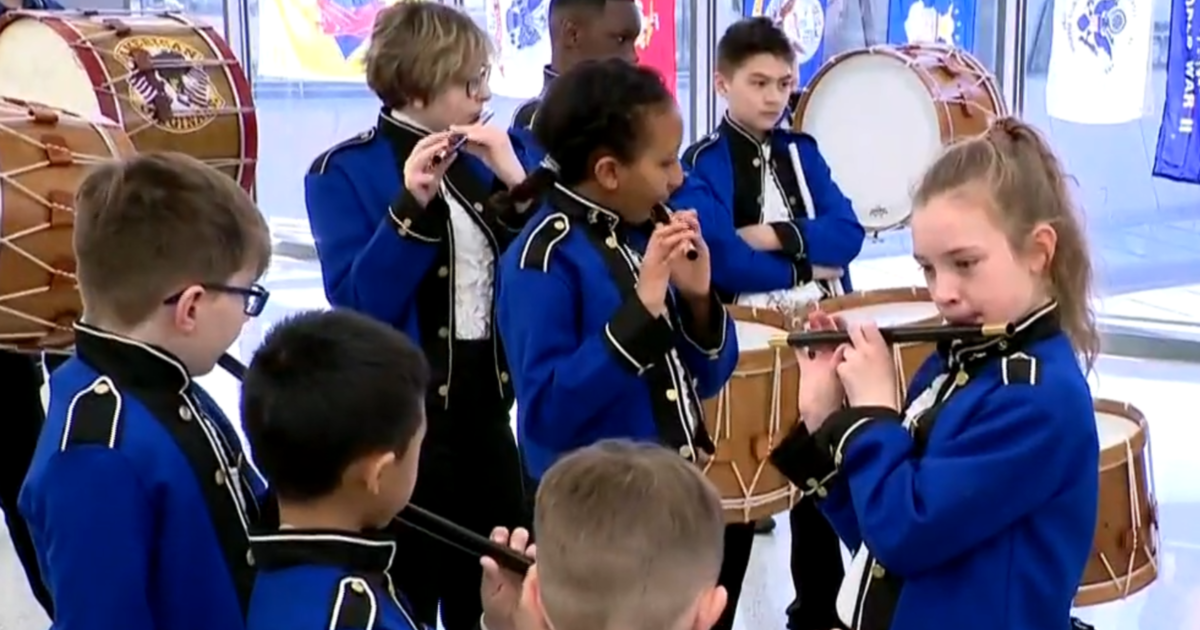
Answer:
[[885, 0, 977, 52], [486, 0, 551, 98], [741, 0, 828, 90], [257, 0, 408, 82], [637, 0, 677, 96], [1152, 0, 1199, 184], [1045, 0, 1153, 124]]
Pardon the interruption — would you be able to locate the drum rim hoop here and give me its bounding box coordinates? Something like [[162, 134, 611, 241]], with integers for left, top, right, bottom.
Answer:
[[817, 287, 937, 316]]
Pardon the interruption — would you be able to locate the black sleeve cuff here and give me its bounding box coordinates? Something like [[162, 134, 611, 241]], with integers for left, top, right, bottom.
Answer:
[[813, 406, 902, 466], [677, 291, 727, 358], [388, 189, 446, 243], [769, 422, 837, 498], [790, 257, 814, 287], [768, 220, 806, 259], [603, 296, 674, 375]]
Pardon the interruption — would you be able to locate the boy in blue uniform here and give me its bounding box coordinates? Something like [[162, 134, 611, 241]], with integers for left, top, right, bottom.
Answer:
[[509, 0, 640, 132], [19, 152, 273, 630], [516, 440, 728, 630], [304, 4, 532, 628], [770, 118, 1100, 630], [241, 309, 530, 630], [674, 17, 864, 302], [493, 59, 739, 630], [671, 18, 866, 630]]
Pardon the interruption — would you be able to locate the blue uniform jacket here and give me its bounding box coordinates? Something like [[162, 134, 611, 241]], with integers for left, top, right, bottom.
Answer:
[[305, 109, 536, 412], [673, 115, 864, 297], [247, 531, 457, 630], [19, 324, 269, 630], [770, 303, 1098, 630], [497, 184, 739, 479], [507, 65, 557, 170]]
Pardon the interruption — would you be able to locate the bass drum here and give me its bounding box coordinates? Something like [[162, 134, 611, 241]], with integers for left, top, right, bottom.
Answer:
[[793, 43, 1005, 232], [0, 97, 136, 351], [0, 9, 256, 193]]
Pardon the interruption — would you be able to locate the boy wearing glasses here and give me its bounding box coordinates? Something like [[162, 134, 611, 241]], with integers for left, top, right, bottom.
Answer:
[[304, 3, 532, 629], [19, 152, 273, 630]]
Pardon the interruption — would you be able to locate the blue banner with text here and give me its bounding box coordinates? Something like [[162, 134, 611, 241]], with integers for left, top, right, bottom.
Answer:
[[1153, 0, 1200, 184]]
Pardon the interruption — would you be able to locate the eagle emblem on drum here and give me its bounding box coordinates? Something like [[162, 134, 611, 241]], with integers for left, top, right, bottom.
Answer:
[[1064, 0, 1136, 74], [112, 36, 225, 134]]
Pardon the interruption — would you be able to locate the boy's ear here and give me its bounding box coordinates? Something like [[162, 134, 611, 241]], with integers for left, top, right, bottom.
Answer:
[[359, 451, 397, 495], [713, 71, 730, 98], [693, 585, 727, 630], [517, 565, 553, 630]]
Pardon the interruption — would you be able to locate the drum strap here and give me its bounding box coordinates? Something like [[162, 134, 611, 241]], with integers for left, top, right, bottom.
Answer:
[[786, 142, 841, 298]]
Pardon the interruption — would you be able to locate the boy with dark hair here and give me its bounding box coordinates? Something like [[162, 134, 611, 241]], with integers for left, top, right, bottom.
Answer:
[[306, 4, 533, 627], [242, 309, 529, 630], [671, 17, 865, 630], [509, 0, 641, 131], [19, 152, 273, 630], [518, 440, 727, 630]]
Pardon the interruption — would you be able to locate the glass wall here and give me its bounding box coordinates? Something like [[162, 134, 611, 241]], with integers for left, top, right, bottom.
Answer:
[[150, 0, 1199, 347], [1019, 0, 1200, 325]]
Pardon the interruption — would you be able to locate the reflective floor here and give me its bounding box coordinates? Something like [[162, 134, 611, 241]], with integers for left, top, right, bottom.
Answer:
[[1, 263, 1200, 629]]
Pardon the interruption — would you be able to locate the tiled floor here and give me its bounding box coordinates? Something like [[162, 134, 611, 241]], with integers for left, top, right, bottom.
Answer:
[[3, 260, 1200, 629]]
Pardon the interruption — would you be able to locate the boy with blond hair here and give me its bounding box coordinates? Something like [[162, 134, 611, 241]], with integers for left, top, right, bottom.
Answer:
[[19, 152, 273, 630], [519, 440, 728, 630], [305, 3, 533, 628]]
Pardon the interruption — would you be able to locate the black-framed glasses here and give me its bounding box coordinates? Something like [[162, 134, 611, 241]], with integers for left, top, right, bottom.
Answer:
[[163, 282, 271, 317], [466, 65, 491, 99]]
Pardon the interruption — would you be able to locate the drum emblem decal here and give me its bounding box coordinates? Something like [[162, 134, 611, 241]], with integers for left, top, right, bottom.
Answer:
[[504, 0, 548, 51], [113, 36, 225, 134], [634, 0, 659, 49], [1064, 0, 1135, 73], [776, 0, 825, 64]]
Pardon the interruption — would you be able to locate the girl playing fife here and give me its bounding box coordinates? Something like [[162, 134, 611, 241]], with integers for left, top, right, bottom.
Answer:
[[771, 117, 1100, 630], [494, 59, 739, 630]]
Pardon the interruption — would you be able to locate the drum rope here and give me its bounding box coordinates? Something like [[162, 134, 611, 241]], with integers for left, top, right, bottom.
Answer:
[[0, 124, 118, 346], [708, 342, 798, 517], [1095, 422, 1158, 599]]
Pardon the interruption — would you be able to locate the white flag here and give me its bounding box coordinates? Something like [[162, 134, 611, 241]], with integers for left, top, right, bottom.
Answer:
[[1045, 0, 1153, 125]]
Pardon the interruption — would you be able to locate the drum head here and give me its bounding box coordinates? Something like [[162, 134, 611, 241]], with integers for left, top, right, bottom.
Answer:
[[1096, 411, 1140, 450], [797, 52, 943, 232]]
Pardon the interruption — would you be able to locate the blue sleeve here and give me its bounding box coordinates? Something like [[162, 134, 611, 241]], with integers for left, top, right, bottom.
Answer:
[[500, 267, 675, 452], [824, 385, 1092, 576], [35, 449, 154, 630], [818, 484, 863, 551], [779, 137, 865, 267], [671, 175, 809, 294], [508, 127, 545, 173], [305, 164, 439, 323], [672, 292, 738, 399]]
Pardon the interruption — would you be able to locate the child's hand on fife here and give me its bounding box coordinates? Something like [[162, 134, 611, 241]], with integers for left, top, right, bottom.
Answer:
[[479, 527, 535, 630]]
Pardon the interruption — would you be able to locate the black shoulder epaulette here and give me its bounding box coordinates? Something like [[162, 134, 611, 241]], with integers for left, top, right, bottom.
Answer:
[[309, 129, 376, 176], [327, 576, 377, 630], [518, 212, 571, 272], [682, 131, 720, 169], [59, 376, 123, 451], [1001, 352, 1039, 386], [511, 98, 541, 130]]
